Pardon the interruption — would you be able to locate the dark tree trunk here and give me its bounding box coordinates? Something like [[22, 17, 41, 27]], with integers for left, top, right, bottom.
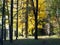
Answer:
[[4, 0, 9, 41], [25, 0, 28, 38], [9, 0, 13, 42], [31, 0, 38, 39], [4, 21, 6, 40], [1, 0, 5, 44], [35, 0, 38, 39], [16, 0, 18, 40]]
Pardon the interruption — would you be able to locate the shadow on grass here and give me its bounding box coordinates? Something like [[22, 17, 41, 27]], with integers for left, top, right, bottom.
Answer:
[[2, 38, 60, 45]]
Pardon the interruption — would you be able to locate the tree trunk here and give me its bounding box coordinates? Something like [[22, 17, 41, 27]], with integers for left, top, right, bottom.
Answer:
[[9, 0, 13, 42], [35, 0, 38, 39], [31, 0, 38, 39], [1, 0, 5, 44], [25, 0, 28, 38], [4, 18, 6, 40], [16, 0, 18, 40]]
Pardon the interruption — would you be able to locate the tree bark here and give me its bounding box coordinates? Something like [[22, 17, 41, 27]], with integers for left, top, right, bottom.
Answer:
[[9, 0, 13, 42], [1, 0, 5, 44], [25, 0, 28, 38], [35, 0, 38, 39], [16, 0, 18, 40], [31, 0, 38, 39]]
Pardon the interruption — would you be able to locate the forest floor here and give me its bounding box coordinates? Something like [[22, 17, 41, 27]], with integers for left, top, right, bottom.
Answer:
[[0, 35, 60, 45]]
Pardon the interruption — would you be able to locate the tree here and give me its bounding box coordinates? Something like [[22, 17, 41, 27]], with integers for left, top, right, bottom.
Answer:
[[31, 0, 38, 39], [25, 0, 28, 38], [1, 0, 5, 44], [50, 0, 60, 35], [9, 0, 13, 42], [16, 0, 18, 40]]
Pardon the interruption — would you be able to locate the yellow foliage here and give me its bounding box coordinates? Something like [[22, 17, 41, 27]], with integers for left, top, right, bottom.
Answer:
[[7, 0, 47, 35]]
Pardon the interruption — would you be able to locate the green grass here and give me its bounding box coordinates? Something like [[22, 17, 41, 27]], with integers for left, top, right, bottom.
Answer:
[[1, 35, 60, 45], [2, 38, 60, 45], [0, 35, 60, 45]]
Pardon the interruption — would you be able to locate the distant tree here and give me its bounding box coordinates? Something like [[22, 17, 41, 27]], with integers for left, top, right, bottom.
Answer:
[[50, 0, 60, 35]]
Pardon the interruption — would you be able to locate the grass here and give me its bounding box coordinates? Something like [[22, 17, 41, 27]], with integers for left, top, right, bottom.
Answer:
[[0, 35, 60, 45], [3, 38, 60, 45]]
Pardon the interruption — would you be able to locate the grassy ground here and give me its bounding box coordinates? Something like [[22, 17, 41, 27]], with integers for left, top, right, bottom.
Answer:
[[3, 39, 60, 45], [0, 35, 60, 45]]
